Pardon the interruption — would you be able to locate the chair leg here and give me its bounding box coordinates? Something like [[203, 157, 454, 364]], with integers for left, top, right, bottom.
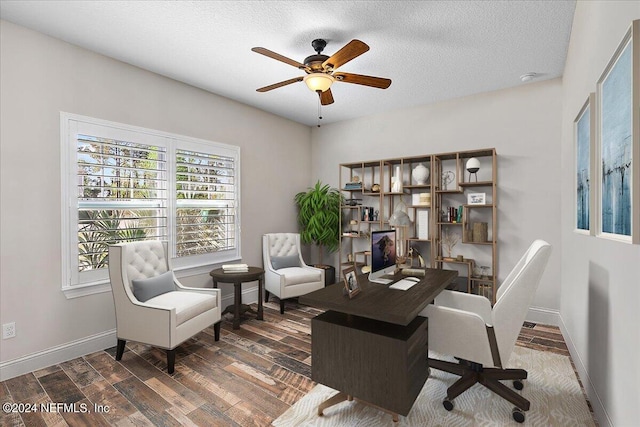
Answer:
[[214, 322, 221, 341], [264, 290, 270, 303], [167, 349, 176, 374], [480, 376, 530, 411], [115, 339, 126, 361], [280, 299, 285, 314]]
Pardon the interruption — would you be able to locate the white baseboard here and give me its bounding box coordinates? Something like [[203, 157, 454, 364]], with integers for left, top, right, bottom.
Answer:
[[526, 305, 560, 326], [0, 329, 117, 382], [0, 286, 260, 382], [558, 314, 610, 427]]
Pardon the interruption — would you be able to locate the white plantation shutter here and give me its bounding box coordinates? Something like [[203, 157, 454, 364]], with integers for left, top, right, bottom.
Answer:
[[76, 135, 168, 272], [62, 113, 241, 297], [175, 149, 237, 256]]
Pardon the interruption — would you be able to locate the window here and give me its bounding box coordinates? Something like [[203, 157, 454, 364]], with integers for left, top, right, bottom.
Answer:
[[61, 113, 241, 298]]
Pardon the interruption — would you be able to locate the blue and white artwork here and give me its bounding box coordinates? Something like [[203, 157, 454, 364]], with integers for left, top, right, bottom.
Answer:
[[576, 103, 590, 231], [600, 40, 632, 237]]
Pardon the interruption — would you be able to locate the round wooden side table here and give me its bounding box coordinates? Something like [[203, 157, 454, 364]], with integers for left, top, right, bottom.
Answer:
[[209, 266, 264, 329]]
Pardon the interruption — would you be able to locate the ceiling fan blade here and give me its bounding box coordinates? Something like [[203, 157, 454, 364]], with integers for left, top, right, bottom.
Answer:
[[252, 47, 307, 69], [256, 76, 304, 92], [322, 39, 369, 71], [334, 72, 392, 89], [320, 88, 334, 105]]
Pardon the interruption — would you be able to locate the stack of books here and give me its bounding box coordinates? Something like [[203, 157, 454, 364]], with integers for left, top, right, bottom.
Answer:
[[222, 263, 249, 273], [344, 182, 362, 190]]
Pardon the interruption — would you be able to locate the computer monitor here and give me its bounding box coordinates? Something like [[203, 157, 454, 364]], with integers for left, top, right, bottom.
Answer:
[[369, 229, 397, 284]]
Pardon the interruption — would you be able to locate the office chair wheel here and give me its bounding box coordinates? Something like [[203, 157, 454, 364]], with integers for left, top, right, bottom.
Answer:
[[513, 380, 524, 390], [443, 399, 454, 411], [512, 407, 525, 423]]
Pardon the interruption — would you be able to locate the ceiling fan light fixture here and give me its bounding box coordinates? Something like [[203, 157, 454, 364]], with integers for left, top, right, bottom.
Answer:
[[303, 73, 334, 92]]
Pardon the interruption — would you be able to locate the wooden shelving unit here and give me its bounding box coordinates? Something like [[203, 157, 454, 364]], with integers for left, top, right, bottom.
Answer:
[[338, 149, 497, 304], [433, 148, 497, 303]]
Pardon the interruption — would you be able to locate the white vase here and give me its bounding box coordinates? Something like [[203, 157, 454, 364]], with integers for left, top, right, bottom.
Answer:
[[412, 163, 430, 185]]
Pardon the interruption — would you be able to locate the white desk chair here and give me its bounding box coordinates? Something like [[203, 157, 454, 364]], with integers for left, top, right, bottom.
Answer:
[[422, 240, 552, 423]]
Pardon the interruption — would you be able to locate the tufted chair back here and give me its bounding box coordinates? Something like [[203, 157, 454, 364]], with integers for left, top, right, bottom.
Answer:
[[119, 240, 170, 291], [266, 233, 302, 258]]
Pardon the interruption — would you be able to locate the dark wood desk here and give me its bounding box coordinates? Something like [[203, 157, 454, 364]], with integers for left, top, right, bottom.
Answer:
[[299, 268, 456, 420], [209, 267, 264, 329]]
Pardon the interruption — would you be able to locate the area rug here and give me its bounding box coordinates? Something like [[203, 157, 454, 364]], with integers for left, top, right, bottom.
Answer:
[[272, 346, 595, 426]]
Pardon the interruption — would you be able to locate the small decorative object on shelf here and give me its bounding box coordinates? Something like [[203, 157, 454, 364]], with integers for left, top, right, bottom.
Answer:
[[441, 171, 455, 190], [466, 157, 480, 182], [467, 192, 486, 205], [480, 266, 490, 279], [412, 163, 430, 185], [441, 230, 460, 259], [472, 222, 488, 242], [392, 165, 402, 192], [371, 183, 380, 192]]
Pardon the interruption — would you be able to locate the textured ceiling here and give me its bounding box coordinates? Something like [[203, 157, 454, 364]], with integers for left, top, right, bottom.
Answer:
[[0, 1, 575, 126]]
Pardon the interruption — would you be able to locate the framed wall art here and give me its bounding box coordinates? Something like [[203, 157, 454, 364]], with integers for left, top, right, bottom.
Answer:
[[574, 93, 596, 234], [596, 20, 639, 243]]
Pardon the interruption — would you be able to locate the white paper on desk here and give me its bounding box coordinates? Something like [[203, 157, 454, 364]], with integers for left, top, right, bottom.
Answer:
[[389, 279, 418, 291]]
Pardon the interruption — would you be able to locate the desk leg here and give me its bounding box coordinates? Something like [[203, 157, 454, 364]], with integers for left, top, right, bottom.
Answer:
[[318, 392, 398, 422], [318, 391, 349, 416], [257, 274, 264, 321], [233, 282, 241, 329]]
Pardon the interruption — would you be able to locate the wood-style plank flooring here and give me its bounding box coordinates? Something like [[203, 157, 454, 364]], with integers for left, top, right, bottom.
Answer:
[[1, 301, 592, 426]]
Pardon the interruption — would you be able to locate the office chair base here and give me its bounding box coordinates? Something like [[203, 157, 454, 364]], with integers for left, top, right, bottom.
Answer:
[[429, 357, 530, 418]]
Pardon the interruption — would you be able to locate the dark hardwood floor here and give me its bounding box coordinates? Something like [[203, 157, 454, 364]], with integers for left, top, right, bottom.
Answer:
[[1, 301, 590, 426]]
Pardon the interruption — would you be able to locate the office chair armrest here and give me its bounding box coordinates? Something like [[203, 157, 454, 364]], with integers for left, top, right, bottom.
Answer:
[[434, 289, 493, 325]]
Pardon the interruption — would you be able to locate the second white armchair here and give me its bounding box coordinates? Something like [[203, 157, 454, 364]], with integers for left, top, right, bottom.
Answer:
[[262, 233, 324, 314]]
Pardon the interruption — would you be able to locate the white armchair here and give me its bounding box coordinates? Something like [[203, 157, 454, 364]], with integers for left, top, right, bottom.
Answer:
[[422, 240, 552, 423], [108, 240, 221, 374], [262, 233, 324, 314]]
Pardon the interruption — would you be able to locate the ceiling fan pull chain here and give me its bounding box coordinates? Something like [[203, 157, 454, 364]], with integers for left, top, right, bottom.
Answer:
[[317, 90, 323, 127]]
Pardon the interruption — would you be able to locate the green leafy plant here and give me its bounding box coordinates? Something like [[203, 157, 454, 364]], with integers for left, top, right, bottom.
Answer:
[[294, 181, 343, 265]]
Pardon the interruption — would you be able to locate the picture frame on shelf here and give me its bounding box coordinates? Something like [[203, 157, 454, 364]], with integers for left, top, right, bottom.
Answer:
[[467, 192, 486, 205], [342, 266, 360, 298], [574, 93, 596, 235], [596, 20, 639, 244]]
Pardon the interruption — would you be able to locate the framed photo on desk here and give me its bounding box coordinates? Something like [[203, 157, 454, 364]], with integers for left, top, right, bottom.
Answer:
[[342, 266, 360, 298]]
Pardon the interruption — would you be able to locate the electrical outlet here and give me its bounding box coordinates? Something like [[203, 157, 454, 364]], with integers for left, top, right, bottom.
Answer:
[[2, 322, 16, 339]]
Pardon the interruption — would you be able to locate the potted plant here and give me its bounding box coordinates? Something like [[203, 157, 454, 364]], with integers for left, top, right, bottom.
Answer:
[[294, 181, 343, 285]]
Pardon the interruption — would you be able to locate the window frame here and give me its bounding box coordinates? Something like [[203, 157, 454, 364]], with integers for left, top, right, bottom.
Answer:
[[60, 112, 241, 299]]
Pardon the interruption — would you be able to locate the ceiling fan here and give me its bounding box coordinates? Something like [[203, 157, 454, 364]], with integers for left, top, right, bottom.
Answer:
[[252, 39, 392, 106]]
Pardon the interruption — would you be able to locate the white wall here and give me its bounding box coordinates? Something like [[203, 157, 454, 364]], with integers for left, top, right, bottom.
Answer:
[[0, 20, 311, 373], [560, 3, 640, 426], [311, 79, 563, 320]]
